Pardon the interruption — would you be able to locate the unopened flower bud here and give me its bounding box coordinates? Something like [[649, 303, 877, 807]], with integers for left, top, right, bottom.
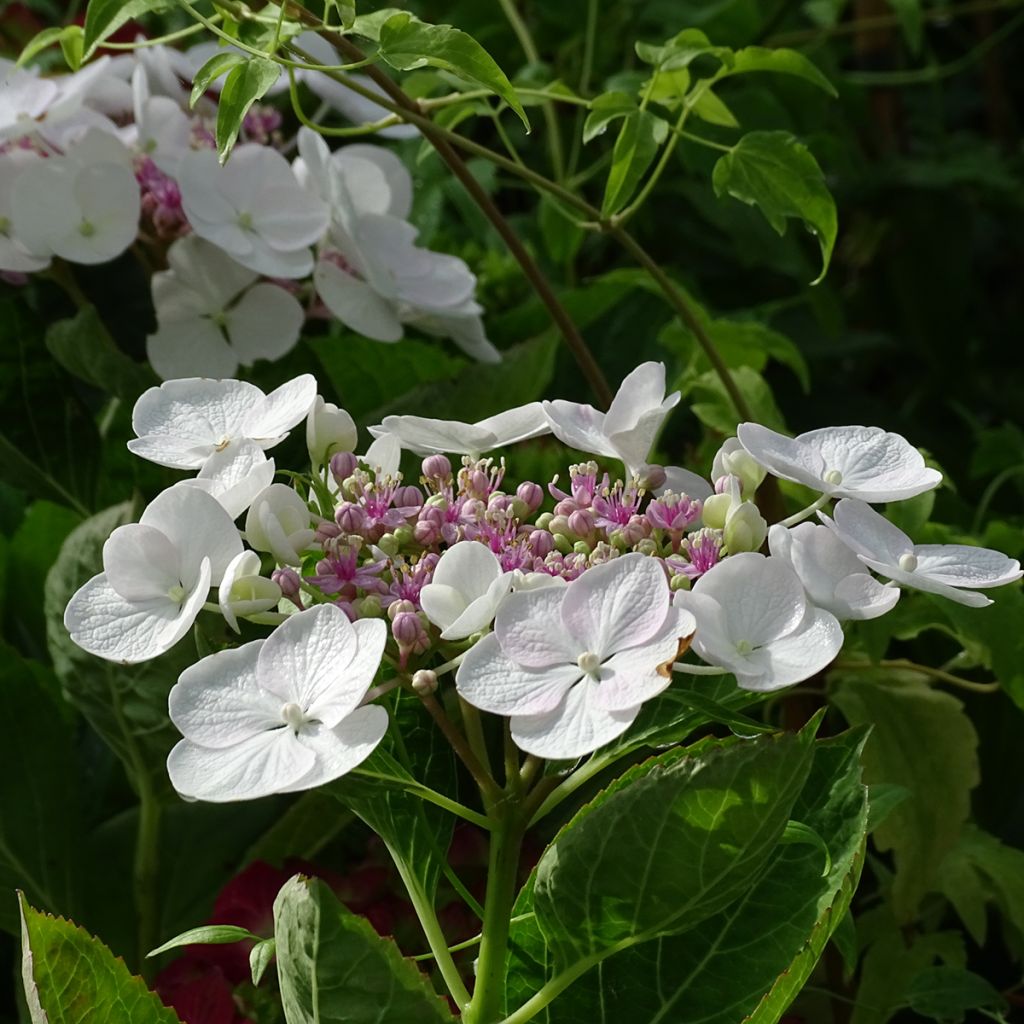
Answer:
[[670, 573, 691, 592], [535, 512, 554, 531], [392, 610, 424, 647], [635, 538, 658, 557], [377, 533, 400, 556], [307, 396, 358, 468], [393, 524, 414, 547], [568, 509, 594, 539], [553, 533, 573, 554], [272, 566, 302, 601], [573, 540, 592, 556], [723, 501, 768, 553], [336, 502, 368, 535], [314, 520, 342, 543], [393, 485, 423, 510], [506, 497, 530, 520], [422, 454, 452, 482], [516, 481, 544, 513], [701, 492, 733, 530], [425, 493, 449, 511], [388, 599, 416, 621], [636, 463, 667, 491], [355, 595, 382, 618], [412, 669, 438, 696], [528, 529, 555, 557], [712, 438, 766, 500], [329, 451, 358, 487], [549, 514, 571, 538]]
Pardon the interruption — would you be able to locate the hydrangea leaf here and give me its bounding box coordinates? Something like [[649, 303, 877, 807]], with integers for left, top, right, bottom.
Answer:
[[718, 47, 837, 96], [601, 109, 669, 216], [273, 876, 455, 1023], [19, 894, 183, 1024], [217, 57, 282, 162], [377, 13, 529, 131], [82, 0, 175, 58], [712, 130, 837, 284]]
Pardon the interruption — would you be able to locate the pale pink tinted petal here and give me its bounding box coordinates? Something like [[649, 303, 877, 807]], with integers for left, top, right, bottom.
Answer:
[[167, 731, 314, 802], [560, 553, 669, 658], [147, 317, 238, 381], [736, 422, 827, 491], [281, 706, 389, 791], [370, 415, 490, 455], [456, 633, 580, 716], [315, 260, 403, 342], [912, 545, 1022, 588], [103, 524, 180, 600], [510, 678, 640, 759], [541, 400, 616, 459], [140, 485, 242, 586], [604, 362, 669, 436], [306, 617, 386, 727], [741, 606, 843, 691], [226, 283, 304, 365], [257, 604, 360, 711], [825, 498, 914, 565], [169, 640, 280, 747], [496, 587, 579, 668]]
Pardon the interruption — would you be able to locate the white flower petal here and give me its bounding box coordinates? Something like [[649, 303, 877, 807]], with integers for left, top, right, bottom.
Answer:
[[306, 617, 386, 725], [194, 440, 276, 520], [147, 317, 239, 382], [912, 545, 1022, 589], [495, 587, 580, 668], [739, 606, 843, 691], [736, 422, 827, 492], [510, 678, 640, 759], [244, 373, 317, 442], [167, 730, 314, 803], [658, 466, 714, 502], [475, 403, 551, 446], [280, 706, 389, 792], [315, 259, 403, 342], [225, 283, 305, 366], [832, 573, 901, 620], [456, 633, 581, 716], [541, 400, 615, 459], [102, 523, 180, 601], [824, 498, 915, 565], [440, 573, 513, 640]]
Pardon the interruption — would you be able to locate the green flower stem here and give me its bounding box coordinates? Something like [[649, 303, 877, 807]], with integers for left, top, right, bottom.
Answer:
[[460, 697, 495, 783], [419, 691, 502, 805], [834, 659, 1001, 695], [411, 913, 535, 961], [496, 0, 566, 180], [464, 806, 527, 1024], [777, 491, 832, 528]]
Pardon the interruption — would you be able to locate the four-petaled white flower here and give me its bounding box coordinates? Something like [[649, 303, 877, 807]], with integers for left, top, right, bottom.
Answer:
[[167, 604, 388, 802], [128, 375, 317, 471], [64, 486, 243, 663], [245, 483, 316, 566], [456, 553, 694, 758], [179, 439, 276, 521], [768, 522, 899, 621], [420, 542, 514, 641], [542, 362, 680, 477], [368, 404, 550, 458], [736, 423, 942, 502], [178, 145, 329, 279], [820, 498, 1023, 608], [674, 552, 843, 691], [218, 550, 282, 633], [146, 236, 305, 381]]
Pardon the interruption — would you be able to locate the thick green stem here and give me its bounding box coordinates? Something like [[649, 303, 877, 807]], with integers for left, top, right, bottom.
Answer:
[[134, 779, 162, 974], [465, 808, 526, 1024]]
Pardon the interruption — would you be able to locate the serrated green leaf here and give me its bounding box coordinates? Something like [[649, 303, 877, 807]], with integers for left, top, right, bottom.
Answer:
[[906, 967, 1006, 1021], [45, 306, 156, 402], [217, 56, 282, 161], [718, 47, 837, 97], [507, 730, 869, 1024], [712, 130, 837, 283], [273, 876, 455, 1022], [602, 109, 669, 215], [582, 91, 636, 143], [190, 50, 246, 108], [635, 28, 727, 72], [534, 730, 816, 967], [378, 12, 529, 130], [83, 0, 174, 58], [148, 924, 259, 959], [19, 894, 183, 1024], [16, 26, 65, 67], [831, 673, 979, 922], [691, 86, 739, 127]]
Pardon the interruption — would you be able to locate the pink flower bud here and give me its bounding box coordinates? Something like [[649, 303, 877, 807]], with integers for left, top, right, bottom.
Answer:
[[391, 611, 423, 647], [422, 454, 452, 482], [315, 520, 342, 543], [636, 463, 667, 490], [393, 485, 424, 511], [528, 529, 555, 557], [330, 451, 358, 485], [336, 502, 368, 535], [516, 481, 544, 513], [271, 567, 303, 607], [568, 509, 595, 538], [388, 599, 416, 621]]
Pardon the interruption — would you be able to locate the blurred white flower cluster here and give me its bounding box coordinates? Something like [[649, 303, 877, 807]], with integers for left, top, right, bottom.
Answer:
[[0, 36, 496, 381]]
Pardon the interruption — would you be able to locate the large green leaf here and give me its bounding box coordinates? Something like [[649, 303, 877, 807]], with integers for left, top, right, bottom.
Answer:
[[712, 130, 837, 283], [602, 109, 669, 216], [0, 650, 82, 933], [533, 729, 816, 968], [831, 672, 979, 922], [217, 57, 282, 161], [506, 730, 868, 1024], [377, 12, 529, 130], [273, 875, 455, 1023], [82, 0, 174, 58], [45, 306, 156, 403], [718, 47, 837, 96], [582, 91, 636, 143], [19, 894, 182, 1024]]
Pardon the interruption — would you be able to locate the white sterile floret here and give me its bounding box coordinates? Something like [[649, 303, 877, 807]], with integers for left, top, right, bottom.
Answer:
[[457, 553, 693, 758], [0, 150, 50, 273], [166, 604, 388, 802], [820, 498, 1023, 608], [218, 550, 282, 633], [11, 130, 140, 266], [295, 129, 496, 361], [368, 404, 550, 458], [177, 145, 329, 279], [657, 465, 714, 502], [146, 236, 305, 381], [130, 65, 190, 175], [736, 423, 942, 503], [420, 542, 513, 641], [768, 522, 899, 621], [543, 362, 681, 477], [674, 552, 843, 691], [712, 437, 766, 498], [180, 439, 276, 521], [307, 395, 358, 468], [245, 483, 316, 566], [64, 486, 242, 663], [128, 374, 317, 471]]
